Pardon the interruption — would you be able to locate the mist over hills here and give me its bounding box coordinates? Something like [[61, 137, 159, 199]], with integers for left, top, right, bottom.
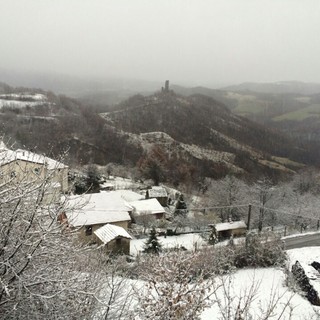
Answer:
[[0, 68, 160, 101], [171, 82, 320, 147], [100, 88, 317, 180], [222, 81, 320, 95], [0, 79, 319, 184]]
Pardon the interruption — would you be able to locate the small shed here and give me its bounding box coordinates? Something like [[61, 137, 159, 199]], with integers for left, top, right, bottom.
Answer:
[[116, 190, 145, 202], [100, 182, 115, 191], [214, 220, 247, 239], [130, 198, 166, 221], [146, 186, 168, 206], [94, 224, 132, 255]]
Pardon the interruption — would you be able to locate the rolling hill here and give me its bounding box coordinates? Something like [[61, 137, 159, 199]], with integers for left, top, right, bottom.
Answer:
[[222, 81, 320, 95], [0, 81, 317, 184], [172, 82, 320, 150], [100, 89, 314, 182]]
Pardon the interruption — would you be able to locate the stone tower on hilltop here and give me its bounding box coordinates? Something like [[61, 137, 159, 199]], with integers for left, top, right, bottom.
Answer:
[[162, 80, 170, 92], [165, 80, 169, 91]]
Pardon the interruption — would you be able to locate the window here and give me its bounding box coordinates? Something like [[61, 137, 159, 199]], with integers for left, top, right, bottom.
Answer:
[[34, 167, 40, 175], [85, 226, 93, 236], [10, 171, 16, 178]]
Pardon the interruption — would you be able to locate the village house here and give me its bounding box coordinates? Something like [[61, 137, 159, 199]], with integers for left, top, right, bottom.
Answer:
[[213, 220, 247, 239], [130, 198, 166, 222], [145, 186, 168, 206], [94, 224, 132, 255], [0, 143, 68, 200], [63, 191, 133, 249], [115, 189, 145, 202]]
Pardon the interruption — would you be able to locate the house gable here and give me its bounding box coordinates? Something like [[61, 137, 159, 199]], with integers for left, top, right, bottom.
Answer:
[[0, 147, 68, 192], [94, 223, 132, 244]]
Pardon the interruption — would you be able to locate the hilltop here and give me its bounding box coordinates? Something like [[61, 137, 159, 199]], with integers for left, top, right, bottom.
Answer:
[[101, 87, 311, 182], [222, 81, 320, 95], [172, 82, 320, 159], [0, 82, 143, 166], [0, 81, 316, 184]]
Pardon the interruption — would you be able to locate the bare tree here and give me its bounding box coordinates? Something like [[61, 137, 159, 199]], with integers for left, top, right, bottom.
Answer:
[[271, 177, 320, 233], [137, 146, 168, 186], [132, 210, 156, 234], [133, 250, 218, 320], [212, 271, 296, 320], [89, 255, 135, 320], [248, 178, 279, 232], [0, 155, 95, 319], [204, 175, 249, 222], [131, 242, 297, 320]]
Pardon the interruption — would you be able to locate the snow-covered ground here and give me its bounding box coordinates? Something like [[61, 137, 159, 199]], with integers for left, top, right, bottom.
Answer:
[[0, 93, 46, 100], [202, 246, 320, 319], [0, 93, 48, 109], [104, 176, 143, 190], [287, 247, 320, 298], [202, 266, 320, 320], [130, 234, 320, 319], [130, 233, 206, 255], [0, 99, 46, 108]]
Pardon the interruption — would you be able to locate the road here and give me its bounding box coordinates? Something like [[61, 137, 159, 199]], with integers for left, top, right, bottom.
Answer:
[[283, 232, 320, 250]]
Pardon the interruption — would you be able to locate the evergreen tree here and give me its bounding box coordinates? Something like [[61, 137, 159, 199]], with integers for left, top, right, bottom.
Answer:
[[208, 225, 218, 245], [174, 193, 188, 216], [143, 228, 162, 254], [86, 164, 101, 192]]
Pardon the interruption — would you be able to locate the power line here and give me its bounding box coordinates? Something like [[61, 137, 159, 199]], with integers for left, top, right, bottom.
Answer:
[[188, 203, 320, 221], [250, 204, 320, 221], [189, 204, 248, 211]]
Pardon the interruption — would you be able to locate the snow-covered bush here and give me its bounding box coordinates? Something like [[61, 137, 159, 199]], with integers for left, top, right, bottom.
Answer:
[[234, 233, 286, 268], [133, 250, 216, 320]]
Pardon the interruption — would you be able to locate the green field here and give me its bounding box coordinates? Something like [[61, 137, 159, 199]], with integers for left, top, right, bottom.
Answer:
[[226, 92, 273, 115], [271, 156, 305, 169], [273, 104, 320, 121], [233, 99, 265, 114]]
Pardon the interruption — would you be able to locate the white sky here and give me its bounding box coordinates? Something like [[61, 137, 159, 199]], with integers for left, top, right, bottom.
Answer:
[[1, 0, 320, 87]]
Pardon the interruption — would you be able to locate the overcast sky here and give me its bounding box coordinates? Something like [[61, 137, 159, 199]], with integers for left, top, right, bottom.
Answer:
[[1, 0, 320, 87]]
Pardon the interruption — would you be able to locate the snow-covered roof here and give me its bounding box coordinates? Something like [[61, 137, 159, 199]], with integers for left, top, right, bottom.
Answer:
[[130, 198, 165, 215], [0, 149, 41, 166], [215, 220, 247, 232], [65, 191, 132, 227], [0, 148, 67, 169], [94, 224, 132, 245], [100, 182, 115, 189], [147, 186, 168, 198], [0, 141, 8, 151], [43, 155, 67, 170], [116, 189, 145, 202]]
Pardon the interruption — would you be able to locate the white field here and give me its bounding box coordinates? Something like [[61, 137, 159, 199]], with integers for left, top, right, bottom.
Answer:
[[0, 93, 47, 109], [130, 234, 320, 319]]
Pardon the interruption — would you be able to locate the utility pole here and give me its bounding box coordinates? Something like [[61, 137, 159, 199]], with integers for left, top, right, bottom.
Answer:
[[247, 204, 252, 231]]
